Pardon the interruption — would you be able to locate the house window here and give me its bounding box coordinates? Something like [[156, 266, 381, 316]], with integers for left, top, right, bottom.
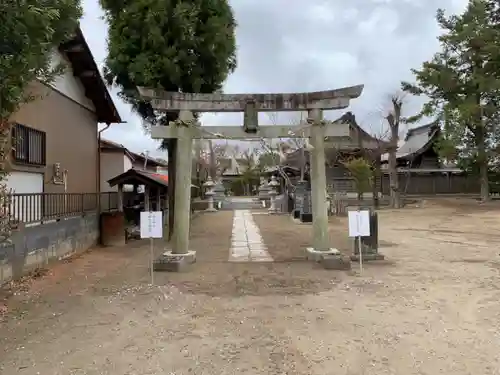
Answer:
[[12, 123, 46, 166]]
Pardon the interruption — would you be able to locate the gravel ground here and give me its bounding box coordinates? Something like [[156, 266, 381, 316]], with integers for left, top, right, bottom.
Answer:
[[1, 200, 500, 374]]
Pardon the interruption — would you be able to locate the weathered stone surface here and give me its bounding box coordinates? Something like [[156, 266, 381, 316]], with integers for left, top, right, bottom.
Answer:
[[321, 255, 352, 270], [153, 250, 196, 272], [305, 247, 340, 262], [138, 85, 364, 112], [150, 124, 350, 140], [350, 253, 385, 261]]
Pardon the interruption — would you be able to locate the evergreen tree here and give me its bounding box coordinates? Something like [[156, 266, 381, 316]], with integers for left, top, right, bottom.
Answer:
[[100, 0, 237, 236], [402, 0, 500, 201]]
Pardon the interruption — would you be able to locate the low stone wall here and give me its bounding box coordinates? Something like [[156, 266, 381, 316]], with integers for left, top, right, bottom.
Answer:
[[0, 214, 99, 284]]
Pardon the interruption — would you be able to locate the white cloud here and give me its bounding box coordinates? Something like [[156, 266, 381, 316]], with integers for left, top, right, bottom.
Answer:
[[80, 0, 470, 157], [358, 7, 400, 34]]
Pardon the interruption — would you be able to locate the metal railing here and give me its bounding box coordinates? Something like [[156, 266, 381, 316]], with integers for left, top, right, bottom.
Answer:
[[6, 192, 120, 224]]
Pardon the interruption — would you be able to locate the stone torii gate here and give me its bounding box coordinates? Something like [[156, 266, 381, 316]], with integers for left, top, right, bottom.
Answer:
[[138, 86, 363, 271]]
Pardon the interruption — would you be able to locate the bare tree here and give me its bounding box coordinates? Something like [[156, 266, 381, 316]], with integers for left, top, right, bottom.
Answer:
[[358, 128, 391, 209], [328, 111, 392, 208], [384, 93, 405, 209], [192, 140, 235, 183], [237, 149, 260, 195], [256, 112, 309, 181]]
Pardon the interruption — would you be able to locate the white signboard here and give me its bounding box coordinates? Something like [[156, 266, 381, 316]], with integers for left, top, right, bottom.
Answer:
[[140, 211, 163, 238], [348, 210, 370, 237]]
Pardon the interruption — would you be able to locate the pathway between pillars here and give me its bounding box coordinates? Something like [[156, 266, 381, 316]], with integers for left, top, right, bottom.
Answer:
[[229, 209, 273, 262]]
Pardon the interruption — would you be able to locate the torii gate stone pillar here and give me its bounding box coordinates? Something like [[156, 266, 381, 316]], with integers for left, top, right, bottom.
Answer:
[[138, 85, 364, 271]]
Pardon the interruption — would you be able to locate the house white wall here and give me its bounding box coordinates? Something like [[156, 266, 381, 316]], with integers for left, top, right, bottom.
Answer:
[[6, 171, 44, 222], [124, 154, 132, 171], [101, 152, 126, 192], [100, 152, 135, 192], [48, 49, 95, 111]]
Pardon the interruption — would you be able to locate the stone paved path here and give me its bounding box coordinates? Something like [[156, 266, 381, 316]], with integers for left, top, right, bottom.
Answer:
[[229, 210, 273, 262]]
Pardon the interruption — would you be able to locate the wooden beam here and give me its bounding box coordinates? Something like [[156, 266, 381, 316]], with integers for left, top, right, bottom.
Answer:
[[137, 85, 364, 112], [150, 123, 351, 140]]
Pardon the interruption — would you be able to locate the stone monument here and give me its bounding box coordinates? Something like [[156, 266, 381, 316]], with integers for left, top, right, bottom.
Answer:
[[351, 210, 384, 261], [268, 176, 279, 214], [258, 177, 271, 201], [300, 189, 313, 223], [293, 180, 307, 219]]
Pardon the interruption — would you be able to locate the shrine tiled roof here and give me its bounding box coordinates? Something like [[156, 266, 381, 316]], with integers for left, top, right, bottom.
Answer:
[[394, 122, 439, 160], [108, 168, 198, 188]]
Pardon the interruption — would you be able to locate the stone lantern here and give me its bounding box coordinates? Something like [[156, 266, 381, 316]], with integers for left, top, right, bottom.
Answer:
[[203, 177, 217, 212], [212, 179, 226, 209], [268, 175, 280, 214], [258, 177, 272, 201]]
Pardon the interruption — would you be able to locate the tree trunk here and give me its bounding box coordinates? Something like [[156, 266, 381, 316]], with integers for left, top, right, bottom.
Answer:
[[193, 139, 202, 191], [479, 161, 489, 201], [300, 147, 305, 180], [167, 139, 177, 239], [208, 140, 216, 180], [388, 148, 401, 208], [372, 157, 381, 210], [477, 131, 490, 201]]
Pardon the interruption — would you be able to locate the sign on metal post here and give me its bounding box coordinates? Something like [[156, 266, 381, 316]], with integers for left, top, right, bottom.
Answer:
[[348, 210, 370, 273], [140, 211, 163, 285], [140, 211, 163, 238]]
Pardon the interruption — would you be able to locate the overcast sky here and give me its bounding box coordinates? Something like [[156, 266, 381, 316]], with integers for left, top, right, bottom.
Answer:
[[81, 0, 468, 158]]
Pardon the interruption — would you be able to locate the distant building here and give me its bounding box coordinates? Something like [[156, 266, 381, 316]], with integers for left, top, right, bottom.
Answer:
[[99, 138, 168, 192]]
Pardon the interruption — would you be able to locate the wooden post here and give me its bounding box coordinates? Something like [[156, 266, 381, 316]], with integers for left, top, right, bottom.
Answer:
[[308, 109, 329, 252], [144, 185, 150, 211], [117, 184, 124, 212], [172, 111, 194, 255], [156, 188, 161, 210]]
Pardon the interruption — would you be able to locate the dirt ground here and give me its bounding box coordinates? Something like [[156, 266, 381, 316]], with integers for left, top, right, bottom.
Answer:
[[1, 199, 500, 374]]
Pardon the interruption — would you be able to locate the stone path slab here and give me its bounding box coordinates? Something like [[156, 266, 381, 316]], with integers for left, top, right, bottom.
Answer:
[[229, 210, 273, 262]]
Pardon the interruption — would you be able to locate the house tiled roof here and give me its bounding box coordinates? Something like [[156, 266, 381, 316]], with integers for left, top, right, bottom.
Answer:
[[100, 138, 168, 168], [59, 27, 122, 123], [107, 168, 198, 188], [131, 152, 168, 168]]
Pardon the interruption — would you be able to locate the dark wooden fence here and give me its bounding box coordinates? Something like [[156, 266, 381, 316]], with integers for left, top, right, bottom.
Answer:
[[381, 173, 480, 195], [328, 173, 480, 196]]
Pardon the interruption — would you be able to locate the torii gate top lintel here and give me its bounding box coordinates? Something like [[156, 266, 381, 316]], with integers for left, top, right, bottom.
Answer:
[[137, 85, 364, 112]]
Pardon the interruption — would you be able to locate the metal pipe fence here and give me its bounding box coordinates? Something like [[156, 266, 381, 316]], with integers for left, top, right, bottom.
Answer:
[[6, 192, 119, 224]]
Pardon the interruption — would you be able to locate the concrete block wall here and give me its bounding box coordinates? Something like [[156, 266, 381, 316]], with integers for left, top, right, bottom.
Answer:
[[0, 214, 99, 284]]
